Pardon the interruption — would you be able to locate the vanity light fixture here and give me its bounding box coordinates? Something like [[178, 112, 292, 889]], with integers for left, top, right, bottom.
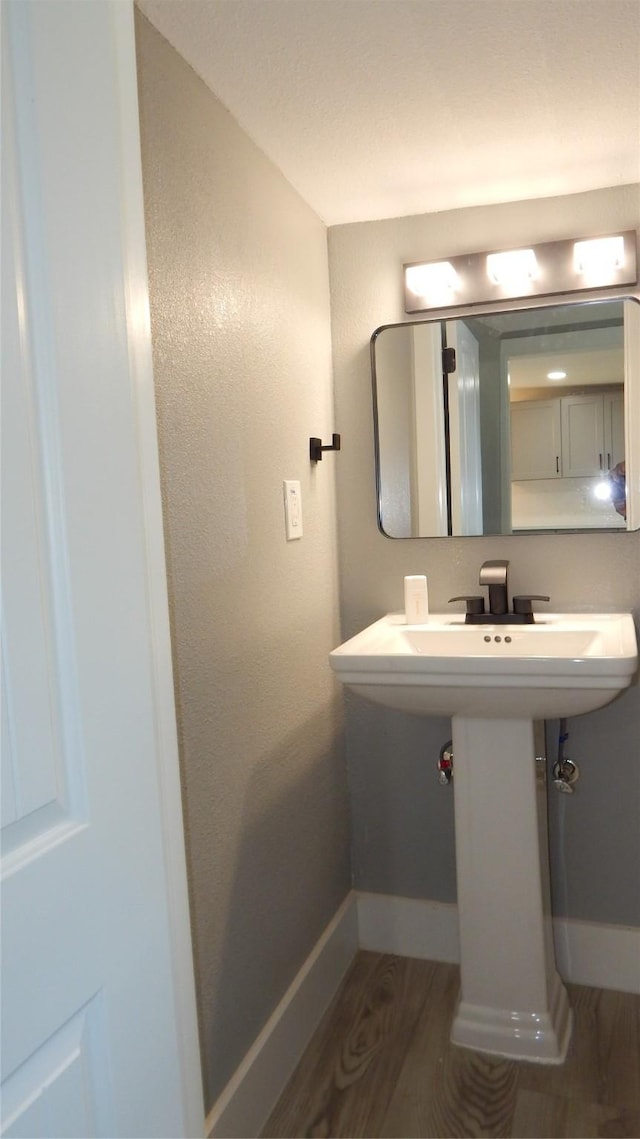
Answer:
[[573, 235, 625, 277], [404, 260, 460, 304], [486, 248, 538, 287], [404, 231, 637, 313]]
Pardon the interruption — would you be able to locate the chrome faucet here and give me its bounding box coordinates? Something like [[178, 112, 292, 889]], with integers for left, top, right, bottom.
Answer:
[[479, 559, 509, 616]]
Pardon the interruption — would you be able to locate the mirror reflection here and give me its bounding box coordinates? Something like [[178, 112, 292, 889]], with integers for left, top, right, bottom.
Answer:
[[372, 298, 639, 537]]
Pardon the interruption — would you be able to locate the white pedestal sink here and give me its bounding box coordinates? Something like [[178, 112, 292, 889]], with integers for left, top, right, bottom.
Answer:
[[330, 612, 637, 1064]]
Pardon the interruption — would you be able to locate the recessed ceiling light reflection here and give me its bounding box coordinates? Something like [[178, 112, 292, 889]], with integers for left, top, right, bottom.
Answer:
[[547, 371, 567, 381], [594, 481, 613, 502]]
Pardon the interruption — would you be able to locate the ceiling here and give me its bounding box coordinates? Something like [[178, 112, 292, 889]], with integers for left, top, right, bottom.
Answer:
[[508, 347, 624, 389], [137, 0, 640, 226]]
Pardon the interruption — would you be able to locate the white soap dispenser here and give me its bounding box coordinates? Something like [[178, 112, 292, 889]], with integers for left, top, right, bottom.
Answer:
[[404, 575, 429, 624]]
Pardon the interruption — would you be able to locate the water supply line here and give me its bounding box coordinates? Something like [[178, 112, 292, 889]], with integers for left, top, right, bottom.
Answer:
[[438, 741, 453, 784], [552, 718, 580, 793], [438, 724, 579, 791]]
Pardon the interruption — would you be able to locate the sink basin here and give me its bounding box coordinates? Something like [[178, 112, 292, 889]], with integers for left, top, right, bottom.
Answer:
[[330, 612, 638, 718], [330, 608, 637, 1064]]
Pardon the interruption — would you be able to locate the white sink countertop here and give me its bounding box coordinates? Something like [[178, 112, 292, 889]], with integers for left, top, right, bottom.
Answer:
[[329, 612, 638, 719]]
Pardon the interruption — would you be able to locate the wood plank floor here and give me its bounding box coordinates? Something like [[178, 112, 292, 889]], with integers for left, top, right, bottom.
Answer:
[[262, 952, 640, 1139]]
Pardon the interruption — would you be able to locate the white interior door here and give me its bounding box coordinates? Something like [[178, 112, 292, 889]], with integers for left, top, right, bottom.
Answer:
[[411, 324, 448, 536], [624, 300, 640, 529], [446, 321, 483, 535], [1, 3, 202, 1136]]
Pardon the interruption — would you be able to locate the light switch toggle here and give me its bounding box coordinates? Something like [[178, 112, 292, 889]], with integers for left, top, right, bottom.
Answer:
[[283, 480, 303, 540]]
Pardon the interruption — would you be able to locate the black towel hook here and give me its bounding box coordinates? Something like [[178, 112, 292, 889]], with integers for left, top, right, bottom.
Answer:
[[310, 433, 341, 462]]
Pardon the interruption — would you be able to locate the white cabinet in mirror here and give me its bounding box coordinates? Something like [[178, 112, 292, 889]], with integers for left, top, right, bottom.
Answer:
[[371, 297, 639, 537]]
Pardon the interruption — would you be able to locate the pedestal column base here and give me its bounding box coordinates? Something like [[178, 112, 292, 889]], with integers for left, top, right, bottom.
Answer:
[[450, 716, 573, 1065], [451, 970, 573, 1064]]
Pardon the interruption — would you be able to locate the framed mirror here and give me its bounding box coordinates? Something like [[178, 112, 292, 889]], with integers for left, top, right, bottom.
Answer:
[[371, 297, 639, 538]]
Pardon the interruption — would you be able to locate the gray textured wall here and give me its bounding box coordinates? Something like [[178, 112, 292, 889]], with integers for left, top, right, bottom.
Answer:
[[135, 13, 351, 1110], [328, 186, 640, 927], [135, 6, 639, 1104]]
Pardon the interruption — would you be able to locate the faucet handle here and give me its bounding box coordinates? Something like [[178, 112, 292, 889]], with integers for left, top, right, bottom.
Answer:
[[513, 595, 550, 619], [449, 595, 485, 616]]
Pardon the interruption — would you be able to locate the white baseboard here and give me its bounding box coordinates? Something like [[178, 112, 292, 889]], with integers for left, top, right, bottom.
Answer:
[[357, 891, 460, 964], [356, 891, 640, 994], [205, 890, 639, 1138], [553, 916, 640, 993], [206, 893, 358, 1139]]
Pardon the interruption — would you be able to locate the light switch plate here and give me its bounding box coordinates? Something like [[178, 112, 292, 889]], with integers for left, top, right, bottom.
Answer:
[[283, 480, 303, 540]]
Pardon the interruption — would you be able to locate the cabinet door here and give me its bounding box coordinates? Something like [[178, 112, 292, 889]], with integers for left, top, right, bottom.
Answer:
[[603, 391, 624, 470], [510, 399, 562, 480], [560, 394, 605, 477]]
